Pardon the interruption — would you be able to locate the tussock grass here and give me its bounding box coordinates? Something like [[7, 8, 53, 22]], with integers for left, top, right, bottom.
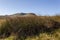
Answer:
[[0, 16, 60, 40]]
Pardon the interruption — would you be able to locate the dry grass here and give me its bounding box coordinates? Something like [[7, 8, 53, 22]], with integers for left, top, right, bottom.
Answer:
[[0, 16, 60, 40]]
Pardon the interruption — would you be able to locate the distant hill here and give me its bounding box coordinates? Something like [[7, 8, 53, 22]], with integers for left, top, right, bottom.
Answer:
[[0, 13, 37, 19], [13, 13, 36, 16]]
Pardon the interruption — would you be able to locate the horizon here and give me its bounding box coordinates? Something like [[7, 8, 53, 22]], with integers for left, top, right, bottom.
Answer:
[[0, 0, 60, 16]]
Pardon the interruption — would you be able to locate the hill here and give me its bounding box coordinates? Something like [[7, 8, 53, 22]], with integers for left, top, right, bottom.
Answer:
[[10, 13, 36, 17]]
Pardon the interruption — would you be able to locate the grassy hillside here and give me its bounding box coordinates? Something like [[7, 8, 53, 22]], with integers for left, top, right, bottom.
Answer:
[[0, 15, 60, 40]]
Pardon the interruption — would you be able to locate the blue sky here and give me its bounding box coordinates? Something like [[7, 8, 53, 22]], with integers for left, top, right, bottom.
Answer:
[[0, 0, 60, 15]]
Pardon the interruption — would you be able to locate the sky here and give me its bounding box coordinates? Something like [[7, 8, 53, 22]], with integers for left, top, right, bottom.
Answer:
[[0, 0, 60, 16]]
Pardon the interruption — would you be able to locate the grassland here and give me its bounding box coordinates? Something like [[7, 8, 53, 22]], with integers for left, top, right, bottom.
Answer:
[[0, 15, 60, 40]]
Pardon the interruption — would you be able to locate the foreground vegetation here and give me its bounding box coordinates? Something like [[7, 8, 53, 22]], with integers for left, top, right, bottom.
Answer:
[[0, 15, 60, 40]]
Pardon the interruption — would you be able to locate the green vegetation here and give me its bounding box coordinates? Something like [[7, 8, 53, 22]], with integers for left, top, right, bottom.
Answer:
[[0, 15, 60, 40]]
